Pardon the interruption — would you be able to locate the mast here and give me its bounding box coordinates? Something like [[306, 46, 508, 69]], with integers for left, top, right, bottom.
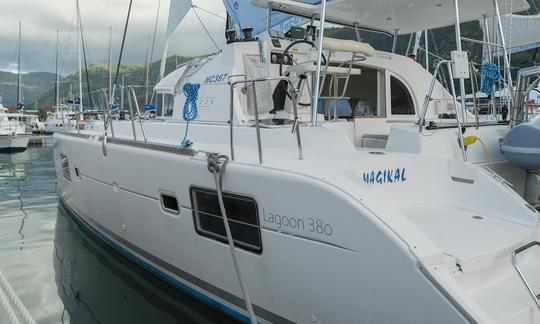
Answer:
[[55, 30, 60, 110], [76, 0, 83, 117], [148, 0, 161, 100], [159, 39, 170, 81], [16, 21, 22, 109], [56, 30, 66, 129], [424, 30, 429, 71], [144, 36, 150, 105], [108, 26, 112, 99]]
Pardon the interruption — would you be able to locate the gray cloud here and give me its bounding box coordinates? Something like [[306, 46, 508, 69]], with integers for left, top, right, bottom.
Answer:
[[0, 0, 226, 74]]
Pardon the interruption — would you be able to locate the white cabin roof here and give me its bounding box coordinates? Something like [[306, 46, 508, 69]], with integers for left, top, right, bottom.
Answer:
[[252, 0, 530, 35]]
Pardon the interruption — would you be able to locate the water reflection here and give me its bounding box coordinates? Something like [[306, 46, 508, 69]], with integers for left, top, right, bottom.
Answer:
[[54, 206, 237, 324], [0, 145, 237, 324]]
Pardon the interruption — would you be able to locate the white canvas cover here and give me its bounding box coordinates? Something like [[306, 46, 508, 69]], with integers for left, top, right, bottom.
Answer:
[[252, 0, 530, 35], [485, 14, 540, 56]]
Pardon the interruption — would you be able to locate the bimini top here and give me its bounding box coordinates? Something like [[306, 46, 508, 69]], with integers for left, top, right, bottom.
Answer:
[[251, 0, 530, 35]]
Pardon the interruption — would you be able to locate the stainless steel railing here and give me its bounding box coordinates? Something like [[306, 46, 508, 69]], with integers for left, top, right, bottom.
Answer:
[[127, 85, 148, 143], [512, 241, 540, 313], [418, 60, 467, 161], [228, 75, 303, 163]]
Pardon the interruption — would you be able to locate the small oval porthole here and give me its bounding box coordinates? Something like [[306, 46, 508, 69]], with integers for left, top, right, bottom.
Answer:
[[160, 192, 179, 214]]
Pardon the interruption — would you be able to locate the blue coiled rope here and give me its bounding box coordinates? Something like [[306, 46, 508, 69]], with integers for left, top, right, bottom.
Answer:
[[480, 62, 501, 95], [180, 83, 200, 148]]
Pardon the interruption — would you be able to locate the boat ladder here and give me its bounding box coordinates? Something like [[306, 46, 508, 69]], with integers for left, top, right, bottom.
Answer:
[[512, 241, 540, 312]]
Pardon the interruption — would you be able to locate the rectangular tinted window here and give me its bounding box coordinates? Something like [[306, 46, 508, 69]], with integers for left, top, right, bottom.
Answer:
[[190, 186, 261, 253], [60, 154, 71, 181]]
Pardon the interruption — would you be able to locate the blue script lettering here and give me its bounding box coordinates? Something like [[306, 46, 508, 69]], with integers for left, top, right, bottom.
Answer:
[[204, 73, 229, 84], [362, 168, 407, 186]]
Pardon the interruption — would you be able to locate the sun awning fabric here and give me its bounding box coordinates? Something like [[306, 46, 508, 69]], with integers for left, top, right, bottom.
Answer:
[[484, 14, 540, 56], [224, 0, 319, 35], [251, 0, 530, 35]]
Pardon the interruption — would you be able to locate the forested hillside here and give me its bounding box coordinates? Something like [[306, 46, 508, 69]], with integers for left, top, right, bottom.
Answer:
[[2, 0, 540, 110]]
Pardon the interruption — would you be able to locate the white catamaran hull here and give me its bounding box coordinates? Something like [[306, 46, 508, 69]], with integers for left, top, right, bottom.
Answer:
[[54, 124, 540, 323], [0, 134, 30, 153]]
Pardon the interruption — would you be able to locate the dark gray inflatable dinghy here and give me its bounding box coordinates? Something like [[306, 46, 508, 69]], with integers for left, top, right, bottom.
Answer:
[[501, 115, 540, 171]]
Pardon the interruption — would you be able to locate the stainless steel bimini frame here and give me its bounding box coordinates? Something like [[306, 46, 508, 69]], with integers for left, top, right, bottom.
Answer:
[[417, 59, 468, 162], [228, 75, 304, 163]]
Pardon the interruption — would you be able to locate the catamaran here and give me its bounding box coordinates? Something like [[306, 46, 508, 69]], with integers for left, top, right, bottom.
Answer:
[[54, 0, 540, 322]]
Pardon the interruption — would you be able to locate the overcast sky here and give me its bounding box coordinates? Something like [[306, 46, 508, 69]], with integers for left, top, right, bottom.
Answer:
[[0, 0, 226, 75]]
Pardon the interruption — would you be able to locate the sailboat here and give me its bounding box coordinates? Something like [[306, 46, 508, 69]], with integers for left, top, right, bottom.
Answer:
[[0, 22, 31, 153], [44, 30, 78, 134], [54, 0, 540, 322], [45, 0, 86, 135]]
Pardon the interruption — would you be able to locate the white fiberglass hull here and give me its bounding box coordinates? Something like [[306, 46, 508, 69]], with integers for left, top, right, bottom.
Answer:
[[0, 133, 30, 153], [55, 123, 540, 324]]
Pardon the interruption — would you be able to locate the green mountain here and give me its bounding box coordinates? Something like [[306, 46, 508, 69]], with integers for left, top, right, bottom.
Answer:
[[36, 55, 194, 109], [11, 0, 540, 111], [0, 71, 56, 108]]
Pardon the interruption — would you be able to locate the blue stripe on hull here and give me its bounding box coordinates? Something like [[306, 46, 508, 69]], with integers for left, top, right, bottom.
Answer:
[[59, 199, 250, 323]]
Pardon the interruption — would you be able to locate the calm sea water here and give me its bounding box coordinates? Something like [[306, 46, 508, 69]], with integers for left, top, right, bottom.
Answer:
[[0, 142, 237, 324]]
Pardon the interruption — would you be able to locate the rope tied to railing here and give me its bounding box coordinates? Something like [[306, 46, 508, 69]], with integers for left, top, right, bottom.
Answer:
[[206, 153, 257, 324], [180, 83, 200, 148], [480, 61, 501, 94]]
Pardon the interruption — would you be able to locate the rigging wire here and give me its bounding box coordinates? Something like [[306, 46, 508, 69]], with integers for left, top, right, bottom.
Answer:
[[112, 0, 133, 90], [146, 0, 162, 106], [77, 6, 95, 108], [192, 7, 221, 52], [191, 5, 226, 20]]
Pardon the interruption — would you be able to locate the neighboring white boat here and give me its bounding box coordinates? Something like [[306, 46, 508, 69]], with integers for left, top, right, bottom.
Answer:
[[0, 104, 31, 153], [44, 105, 77, 134], [54, 0, 540, 323]]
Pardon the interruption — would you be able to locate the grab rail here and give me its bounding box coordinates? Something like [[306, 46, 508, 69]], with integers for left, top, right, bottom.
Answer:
[[418, 60, 467, 162], [512, 241, 540, 312], [127, 86, 148, 143], [228, 75, 303, 163], [418, 60, 450, 131], [469, 62, 480, 129]]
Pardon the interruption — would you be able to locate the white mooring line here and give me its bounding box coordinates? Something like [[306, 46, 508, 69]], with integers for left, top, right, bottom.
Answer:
[[0, 270, 36, 324]]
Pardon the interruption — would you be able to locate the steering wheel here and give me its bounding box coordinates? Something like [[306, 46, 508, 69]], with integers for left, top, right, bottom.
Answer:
[[279, 40, 327, 106]]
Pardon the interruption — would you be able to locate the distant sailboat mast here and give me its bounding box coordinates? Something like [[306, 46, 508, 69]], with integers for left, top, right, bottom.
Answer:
[[76, 0, 83, 117], [55, 29, 65, 129], [16, 21, 22, 110], [108, 26, 112, 100]]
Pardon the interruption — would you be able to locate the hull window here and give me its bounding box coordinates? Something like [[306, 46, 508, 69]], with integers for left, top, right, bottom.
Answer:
[[60, 154, 71, 181], [160, 192, 180, 214], [190, 187, 262, 253]]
